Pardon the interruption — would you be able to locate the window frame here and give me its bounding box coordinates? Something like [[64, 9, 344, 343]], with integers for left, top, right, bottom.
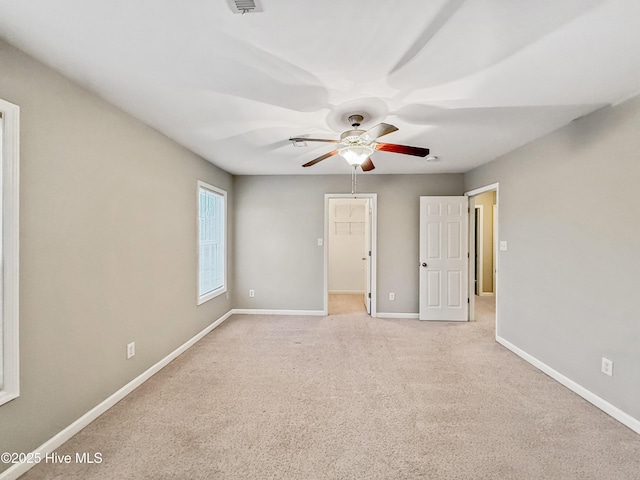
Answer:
[[197, 181, 227, 305], [0, 99, 20, 407]]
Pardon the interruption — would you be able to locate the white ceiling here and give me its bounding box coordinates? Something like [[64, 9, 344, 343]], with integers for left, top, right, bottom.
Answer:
[[1, 0, 639, 175]]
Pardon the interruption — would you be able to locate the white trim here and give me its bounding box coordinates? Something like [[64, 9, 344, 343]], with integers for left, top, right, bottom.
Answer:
[[474, 205, 484, 297], [479, 292, 494, 297], [231, 309, 325, 317], [324, 194, 377, 317], [0, 99, 20, 407], [468, 196, 476, 321], [328, 290, 365, 295], [497, 335, 640, 436], [465, 183, 499, 198], [0, 310, 233, 480], [376, 312, 420, 319], [197, 181, 227, 305], [198, 286, 226, 305], [493, 204, 497, 295]]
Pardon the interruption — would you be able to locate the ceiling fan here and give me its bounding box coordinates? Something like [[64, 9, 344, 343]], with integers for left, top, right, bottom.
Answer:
[[289, 114, 430, 171]]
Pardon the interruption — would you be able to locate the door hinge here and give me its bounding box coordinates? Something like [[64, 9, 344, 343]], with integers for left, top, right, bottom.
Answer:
[[368, 250, 371, 256], [467, 298, 470, 303], [368, 292, 371, 298]]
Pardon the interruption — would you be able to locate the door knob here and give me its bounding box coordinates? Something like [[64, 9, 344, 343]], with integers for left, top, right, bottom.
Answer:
[[421, 262, 427, 267]]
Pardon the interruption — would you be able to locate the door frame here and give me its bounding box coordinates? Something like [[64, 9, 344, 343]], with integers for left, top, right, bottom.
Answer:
[[324, 193, 377, 316], [474, 204, 484, 297], [465, 183, 499, 333]]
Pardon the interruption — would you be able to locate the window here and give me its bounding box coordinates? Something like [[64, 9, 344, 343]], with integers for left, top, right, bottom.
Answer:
[[197, 181, 226, 304], [0, 99, 20, 406]]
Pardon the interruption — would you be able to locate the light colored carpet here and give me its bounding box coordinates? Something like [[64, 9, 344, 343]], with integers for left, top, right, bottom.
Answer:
[[328, 293, 366, 315], [19, 296, 640, 479]]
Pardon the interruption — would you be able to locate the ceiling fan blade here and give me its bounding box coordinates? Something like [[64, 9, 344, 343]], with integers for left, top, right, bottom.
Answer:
[[361, 158, 375, 172], [302, 150, 338, 167], [375, 143, 430, 157], [289, 137, 339, 143], [360, 123, 398, 141]]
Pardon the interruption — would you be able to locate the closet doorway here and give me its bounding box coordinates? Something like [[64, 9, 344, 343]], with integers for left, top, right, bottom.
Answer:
[[324, 194, 377, 316]]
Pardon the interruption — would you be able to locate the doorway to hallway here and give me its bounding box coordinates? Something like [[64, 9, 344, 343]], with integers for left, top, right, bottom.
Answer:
[[466, 183, 499, 332]]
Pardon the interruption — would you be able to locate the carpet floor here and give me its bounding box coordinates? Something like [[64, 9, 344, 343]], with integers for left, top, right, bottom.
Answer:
[[19, 297, 640, 479], [328, 294, 367, 315]]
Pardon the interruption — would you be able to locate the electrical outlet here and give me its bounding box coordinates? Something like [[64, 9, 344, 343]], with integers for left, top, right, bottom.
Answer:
[[601, 357, 613, 377], [127, 342, 135, 359], [389, 292, 395, 301], [249, 289, 255, 298]]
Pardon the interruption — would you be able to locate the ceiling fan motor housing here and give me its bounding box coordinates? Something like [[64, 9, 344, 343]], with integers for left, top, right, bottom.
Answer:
[[348, 114, 364, 127], [340, 129, 368, 144]]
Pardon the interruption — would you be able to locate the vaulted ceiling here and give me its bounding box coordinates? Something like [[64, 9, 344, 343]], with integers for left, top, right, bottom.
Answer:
[[1, 0, 639, 174]]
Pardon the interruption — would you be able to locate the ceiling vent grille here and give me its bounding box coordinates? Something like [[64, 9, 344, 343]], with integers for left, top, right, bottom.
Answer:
[[227, 0, 263, 14]]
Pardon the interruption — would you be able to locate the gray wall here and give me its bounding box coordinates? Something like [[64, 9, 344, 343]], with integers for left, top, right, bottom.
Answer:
[[233, 174, 464, 314], [0, 39, 233, 470], [465, 96, 640, 421]]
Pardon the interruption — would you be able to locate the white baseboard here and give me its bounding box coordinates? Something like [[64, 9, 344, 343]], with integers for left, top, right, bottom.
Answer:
[[232, 308, 325, 316], [376, 312, 419, 319], [496, 335, 640, 436], [479, 292, 495, 297], [328, 290, 365, 295], [0, 310, 234, 480]]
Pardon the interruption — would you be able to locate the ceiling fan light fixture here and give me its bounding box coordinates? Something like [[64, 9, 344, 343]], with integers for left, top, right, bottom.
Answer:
[[338, 145, 374, 166]]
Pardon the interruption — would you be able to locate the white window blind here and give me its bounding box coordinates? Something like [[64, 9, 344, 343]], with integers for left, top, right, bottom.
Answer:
[[198, 182, 226, 303], [0, 113, 3, 391], [0, 99, 20, 406]]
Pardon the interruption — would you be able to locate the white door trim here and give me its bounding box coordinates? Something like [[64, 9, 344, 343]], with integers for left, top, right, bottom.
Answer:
[[324, 194, 377, 317], [465, 183, 499, 334], [493, 204, 498, 295], [474, 205, 484, 298]]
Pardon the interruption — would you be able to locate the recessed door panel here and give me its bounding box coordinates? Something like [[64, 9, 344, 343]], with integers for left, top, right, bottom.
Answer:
[[427, 271, 441, 307], [448, 222, 461, 259], [427, 223, 441, 259], [447, 271, 462, 307]]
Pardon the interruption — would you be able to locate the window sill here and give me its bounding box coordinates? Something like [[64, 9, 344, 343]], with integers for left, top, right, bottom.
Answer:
[[197, 286, 226, 306], [0, 390, 19, 407]]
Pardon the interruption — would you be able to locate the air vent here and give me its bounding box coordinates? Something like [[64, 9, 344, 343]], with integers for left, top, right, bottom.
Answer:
[[227, 0, 263, 14]]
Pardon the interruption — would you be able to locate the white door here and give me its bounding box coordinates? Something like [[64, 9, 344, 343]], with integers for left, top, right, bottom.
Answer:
[[363, 198, 371, 314], [419, 196, 469, 321]]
